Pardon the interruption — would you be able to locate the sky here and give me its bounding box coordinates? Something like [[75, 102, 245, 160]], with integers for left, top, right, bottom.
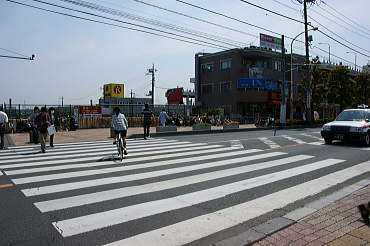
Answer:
[[1, 0, 369, 106]]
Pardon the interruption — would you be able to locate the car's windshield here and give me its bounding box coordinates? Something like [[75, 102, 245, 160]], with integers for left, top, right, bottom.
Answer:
[[336, 110, 370, 121]]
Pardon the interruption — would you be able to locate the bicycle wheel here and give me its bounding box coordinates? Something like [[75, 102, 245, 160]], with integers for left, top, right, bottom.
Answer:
[[118, 138, 124, 161]]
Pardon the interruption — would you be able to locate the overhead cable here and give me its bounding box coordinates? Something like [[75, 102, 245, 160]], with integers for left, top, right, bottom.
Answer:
[[58, 0, 246, 48], [6, 0, 225, 50], [131, 0, 259, 39], [24, 0, 233, 50]]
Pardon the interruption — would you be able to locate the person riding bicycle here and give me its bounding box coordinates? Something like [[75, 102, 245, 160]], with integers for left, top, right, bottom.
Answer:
[[112, 107, 128, 156]]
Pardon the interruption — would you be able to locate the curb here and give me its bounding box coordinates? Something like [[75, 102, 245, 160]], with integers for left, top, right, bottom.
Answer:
[[127, 124, 323, 139], [216, 179, 370, 246]]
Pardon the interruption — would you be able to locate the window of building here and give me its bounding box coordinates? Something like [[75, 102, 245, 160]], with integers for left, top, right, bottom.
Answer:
[[220, 59, 231, 70], [273, 60, 282, 71], [202, 84, 213, 94], [220, 81, 231, 93], [201, 63, 213, 72]]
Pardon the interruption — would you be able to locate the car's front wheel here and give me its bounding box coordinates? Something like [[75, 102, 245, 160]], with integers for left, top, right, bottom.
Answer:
[[364, 133, 370, 146], [324, 137, 332, 144]]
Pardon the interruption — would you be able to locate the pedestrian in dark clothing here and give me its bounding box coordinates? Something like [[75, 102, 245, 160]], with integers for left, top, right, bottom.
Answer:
[[141, 104, 153, 140], [36, 107, 51, 153], [28, 107, 40, 144], [48, 107, 56, 147], [0, 106, 9, 150]]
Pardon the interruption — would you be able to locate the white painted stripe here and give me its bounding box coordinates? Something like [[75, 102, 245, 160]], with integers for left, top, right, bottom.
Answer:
[[0, 143, 210, 170], [7, 145, 236, 175], [22, 150, 279, 196], [280, 135, 306, 144], [259, 137, 280, 149], [52, 158, 344, 237], [6, 139, 144, 150], [106, 160, 367, 246], [4, 138, 166, 152], [307, 141, 325, 146], [300, 133, 322, 140], [0, 142, 206, 166], [0, 139, 179, 156], [0, 141, 192, 161], [36, 155, 314, 212]]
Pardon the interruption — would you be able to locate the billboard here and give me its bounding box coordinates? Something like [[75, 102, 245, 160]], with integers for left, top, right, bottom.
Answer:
[[260, 33, 282, 51], [104, 83, 124, 98]]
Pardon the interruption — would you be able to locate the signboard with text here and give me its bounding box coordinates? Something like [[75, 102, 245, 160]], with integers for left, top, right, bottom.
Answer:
[[260, 33, 282, 51], [104, 83, 125, 98], [79, 106, 102, 116]]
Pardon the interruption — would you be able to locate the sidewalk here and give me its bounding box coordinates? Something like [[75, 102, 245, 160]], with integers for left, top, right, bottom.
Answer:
[[251, 184, 370, 246], [7, 125, 256, 146]]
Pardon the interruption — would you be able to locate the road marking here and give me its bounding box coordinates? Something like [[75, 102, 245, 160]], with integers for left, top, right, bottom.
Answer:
[[0, 142, 208, 167], [259, 137, 280, 148], [0, 141, 192, 161], [0, 183, 14, 189], [106, 159, 367, 246], [35, 155, 313, 212], [22, 150, 280, 196], [52, 158, 344, 237], [6, 145, 236, 175], [5, 138, 166, 150], [300, 133, 322, 140], [0, 139, 180, 157], [280, 135, 306, 144]]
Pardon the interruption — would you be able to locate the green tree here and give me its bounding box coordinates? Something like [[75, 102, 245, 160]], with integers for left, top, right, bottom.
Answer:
[[326, 66, 357, 110], [354, 72, 370, 105]]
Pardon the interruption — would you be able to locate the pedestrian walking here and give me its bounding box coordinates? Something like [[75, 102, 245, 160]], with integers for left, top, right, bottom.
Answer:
[[36, 107, 51, 153], [159, 108, 169, 126], [48, 107, 56, 147], [0, 106, 9, 150], [28, 106, 40, 144], [141, 103, 153, 140]]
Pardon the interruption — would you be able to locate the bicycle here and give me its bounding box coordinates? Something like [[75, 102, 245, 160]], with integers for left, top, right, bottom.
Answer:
[[115, 132, 124, 162]]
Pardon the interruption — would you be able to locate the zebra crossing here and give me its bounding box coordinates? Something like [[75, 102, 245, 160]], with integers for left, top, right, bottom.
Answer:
[[1, 135, 369, 245]]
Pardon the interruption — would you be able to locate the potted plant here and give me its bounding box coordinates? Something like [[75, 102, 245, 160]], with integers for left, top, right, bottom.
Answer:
[[156, 125, 177, 133], [223, 120, 239, 130], [192, 122, 211, 131]]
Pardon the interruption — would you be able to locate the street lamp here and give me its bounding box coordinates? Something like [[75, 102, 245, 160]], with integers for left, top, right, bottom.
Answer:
[[318, 43, 331, 64], [290, 27, 318, 120], [346, 51, 357, 71]]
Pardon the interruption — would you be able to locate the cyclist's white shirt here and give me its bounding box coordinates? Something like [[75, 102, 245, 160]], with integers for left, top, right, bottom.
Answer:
[[112, 113, 128, 131], [0, 111, 8, 124]]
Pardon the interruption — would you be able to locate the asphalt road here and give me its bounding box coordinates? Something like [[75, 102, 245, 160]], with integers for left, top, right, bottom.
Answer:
[[0, 127, 369, 246]]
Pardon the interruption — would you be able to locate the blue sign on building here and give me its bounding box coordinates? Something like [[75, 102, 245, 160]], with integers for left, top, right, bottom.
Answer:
[[237, 78, 289, 92], [237, 78, 266, 89]]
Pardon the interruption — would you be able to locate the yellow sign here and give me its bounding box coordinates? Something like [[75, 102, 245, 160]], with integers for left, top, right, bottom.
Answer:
[[104, 83, 124, 98]]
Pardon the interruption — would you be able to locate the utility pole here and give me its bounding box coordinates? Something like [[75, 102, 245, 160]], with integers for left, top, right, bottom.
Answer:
[[130, 89, 135, 116], [280, 35, 286, 125], [59, 96, 64, 107], [303, 0, 312, 122], [147, 64, 157, 105]]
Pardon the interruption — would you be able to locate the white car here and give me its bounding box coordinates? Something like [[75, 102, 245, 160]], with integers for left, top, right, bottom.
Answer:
[[321, 108, 370, 146]]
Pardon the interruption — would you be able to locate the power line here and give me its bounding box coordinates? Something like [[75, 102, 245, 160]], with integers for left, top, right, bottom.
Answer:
[[311, 6, 370, 40], [239, 0, 307, 25], [174, 0, 284, 37], [309, 18, 370, 55], [6, 0, 224, 50], [0, 47, 29, 57], [131, 0, 259, 39], [22, 0, 233, 50], [173, 0, 360, 65], [321, 1, 370, 35], [318, 30, 370, 58], [59, 0, 246, 48]]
